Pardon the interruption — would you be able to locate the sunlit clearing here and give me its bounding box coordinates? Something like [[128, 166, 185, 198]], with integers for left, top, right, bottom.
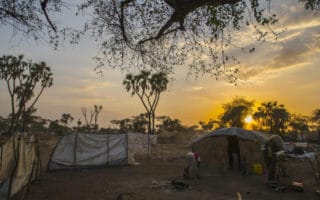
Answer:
[[244, 115, 253, 124]]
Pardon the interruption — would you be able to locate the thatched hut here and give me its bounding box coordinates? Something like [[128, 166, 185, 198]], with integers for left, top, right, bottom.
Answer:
[[192, 127, 268, 173]]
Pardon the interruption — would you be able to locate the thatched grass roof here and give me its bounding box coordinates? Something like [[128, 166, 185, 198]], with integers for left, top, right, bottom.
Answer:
[[192, 127, 268, 145]]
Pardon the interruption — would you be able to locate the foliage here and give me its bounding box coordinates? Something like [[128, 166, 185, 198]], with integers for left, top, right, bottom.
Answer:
[[157, 116, 184, 133], [27, 115, 49, 133], [310, 109, 320, 132], [199, 118, 220, 131], [219, 97, 254, 128], [253, 101, 290, 134], [123, 70, 169, 134], [1, 1, 320, 78], [0, 54, 53, 136], [0, 0, 64, 48], [288, 113, 309, 140], [74, 0, 320, 80], [48, 119, 65, 135], [0, 116, 10, 133], [98, 127, 119, 134], [111, 113, 149, 133], [60, 113, 74, 127]]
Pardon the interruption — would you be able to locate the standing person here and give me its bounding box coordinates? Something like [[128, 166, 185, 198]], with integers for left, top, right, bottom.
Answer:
[[193, 149, 201, 179], [184, 152, 194, 179], [264, 135, 284, 182], [184, 149, 201, 179]]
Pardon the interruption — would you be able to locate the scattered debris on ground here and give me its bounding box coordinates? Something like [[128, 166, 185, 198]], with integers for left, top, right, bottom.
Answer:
[[151, 179, 191, 192]]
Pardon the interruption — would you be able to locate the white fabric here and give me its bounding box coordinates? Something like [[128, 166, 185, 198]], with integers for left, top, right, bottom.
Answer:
[[0, 137, 39, 198], [50, 133, 127, 168], [127, 133, 149, 164], [11, 139, 37, 195], [51, 134, 76, 166], [106, 134, 126, 165], [49, 132, 156, 169]]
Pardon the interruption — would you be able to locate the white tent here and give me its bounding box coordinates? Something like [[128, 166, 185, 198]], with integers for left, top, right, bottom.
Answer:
[[48, 132, 157, 171]]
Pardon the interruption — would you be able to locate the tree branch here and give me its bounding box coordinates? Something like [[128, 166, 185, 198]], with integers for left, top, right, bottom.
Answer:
[[40, 0, 57, 32]]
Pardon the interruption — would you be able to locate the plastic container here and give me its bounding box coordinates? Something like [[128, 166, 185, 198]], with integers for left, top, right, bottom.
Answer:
[[253, 163, 263, 175]]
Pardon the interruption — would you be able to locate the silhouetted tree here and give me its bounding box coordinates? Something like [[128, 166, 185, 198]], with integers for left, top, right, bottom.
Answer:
[[81, 105, 103, 133], [48, 120, 64, 135], [78, 0, 320, 78], [0, 0, 64, 48], [132, 113, 149, 133], [110, 114, 149, 133], [2, 1, 319, 77], [60, 113, 74, 127], [253, 101, 290, 134], [288, 113, 309, 141], [157, 116, 184, 132], [110, 118, 131, 132], [123, 70, 169, 135], [59, 113, 74, 132], [0, 54, 53, 136], [311, 109, 320, 133], [219, 97, 254, 128], [199, 118, 220, 131]]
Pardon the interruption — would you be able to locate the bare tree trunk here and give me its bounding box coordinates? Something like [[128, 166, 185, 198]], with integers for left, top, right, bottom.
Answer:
[[147, 112, 152, 158]]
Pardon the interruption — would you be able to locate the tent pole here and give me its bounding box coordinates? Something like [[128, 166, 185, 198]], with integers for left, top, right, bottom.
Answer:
[[73, 133, 78, 170], [126, 133, 128, 164], [107, 134, 109, 165], [47, 135, 64, 172]]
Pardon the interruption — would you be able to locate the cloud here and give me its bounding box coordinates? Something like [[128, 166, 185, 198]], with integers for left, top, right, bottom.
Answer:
[[77, 80, 118, 92], [190, 86, 205, 91], [237, 24, 320, 81], [269, 30, 319, 68]]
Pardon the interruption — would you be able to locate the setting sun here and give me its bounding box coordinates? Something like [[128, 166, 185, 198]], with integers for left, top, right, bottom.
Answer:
[[244, 115, 253, 124]]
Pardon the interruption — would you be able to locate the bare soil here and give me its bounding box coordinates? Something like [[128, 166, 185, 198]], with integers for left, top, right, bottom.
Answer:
[[14, 137, 320, 200]]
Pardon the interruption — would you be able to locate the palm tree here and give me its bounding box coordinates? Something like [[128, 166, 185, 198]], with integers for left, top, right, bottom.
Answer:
[[123, 70, 169, 135]]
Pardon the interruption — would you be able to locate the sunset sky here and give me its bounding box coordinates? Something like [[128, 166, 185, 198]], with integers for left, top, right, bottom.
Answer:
[[0, 1, 319, 128]]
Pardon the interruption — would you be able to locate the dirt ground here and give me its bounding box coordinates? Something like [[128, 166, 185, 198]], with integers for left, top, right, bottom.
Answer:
[[14, 137, 320, 200]]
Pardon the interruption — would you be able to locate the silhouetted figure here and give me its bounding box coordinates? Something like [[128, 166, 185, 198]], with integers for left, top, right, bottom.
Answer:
[[264, 135, 284, 182], [184, 149, 200, 179]]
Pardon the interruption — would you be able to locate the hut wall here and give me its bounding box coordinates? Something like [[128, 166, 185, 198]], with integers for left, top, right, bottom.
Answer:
[[239, 140, 265, 173], [193, 137, 229, 172]]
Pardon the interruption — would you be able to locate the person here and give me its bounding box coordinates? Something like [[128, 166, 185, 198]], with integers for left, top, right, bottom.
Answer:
[[193, 149, 201, 178], [264, 135, 284, 182], [193, 150, 201, 168], [183, 149, 200, 179]]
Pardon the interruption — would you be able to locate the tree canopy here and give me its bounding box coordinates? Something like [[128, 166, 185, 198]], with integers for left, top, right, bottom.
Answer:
[[219, 97, 254, 128], [77, 0, 320, 79], [2, 0, 320, 78], [0, 0, 65, 47], [0, 54, 53, 135], [123, 70, 169, 134], [253, 101, 290, 134]]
